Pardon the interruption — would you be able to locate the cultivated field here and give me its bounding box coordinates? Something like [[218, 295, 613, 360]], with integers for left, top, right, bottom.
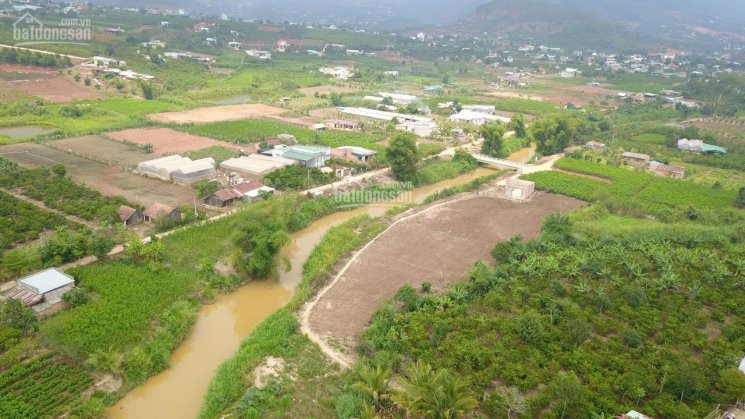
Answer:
[[0, 143, 195, 207], [147, 103, 311, 125], [48, 135, 152, 167], [106, 127, 244, 156], [0, 63, 103, 103], [306, 189, 584, 351]]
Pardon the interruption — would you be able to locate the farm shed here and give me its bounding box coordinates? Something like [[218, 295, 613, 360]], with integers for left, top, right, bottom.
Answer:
[[170, 158, 216, 184], [332, 146, 377, 162], [143, 202, 181, 223], [118, 205, 143, 226], [6, 268, 75, 307], [505, 178, 535, 201], [205, 188, 242, 207], [740, 357, 745, 373], [220, 154, 296, 177], [649, 161, 685, 179]]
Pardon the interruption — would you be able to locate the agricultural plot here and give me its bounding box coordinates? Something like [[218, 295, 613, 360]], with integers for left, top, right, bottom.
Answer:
[[106, 127, 243, 156], [306, 191, 584, 351], [0, 144, 195, 208], [48, 135, 152, 167], [0, 64, 102, 103], [41, 263, 199, 356], [0, 354, 93, 418], [185, 119, 386, 151], [524, 158, 739, 213], [147, 104, 308, 125]]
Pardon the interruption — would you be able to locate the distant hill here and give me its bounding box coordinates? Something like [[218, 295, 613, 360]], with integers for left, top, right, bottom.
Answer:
[[100, 0, 491, 29], [448, 0, 745, 52], [451, 0, 652, 52]]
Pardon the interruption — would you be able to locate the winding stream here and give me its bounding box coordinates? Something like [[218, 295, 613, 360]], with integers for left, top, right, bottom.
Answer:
[[108, 167, 499, 419]]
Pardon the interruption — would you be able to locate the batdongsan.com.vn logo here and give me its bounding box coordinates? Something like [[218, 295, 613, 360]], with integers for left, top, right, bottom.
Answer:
[[13, 13, 91, 46]]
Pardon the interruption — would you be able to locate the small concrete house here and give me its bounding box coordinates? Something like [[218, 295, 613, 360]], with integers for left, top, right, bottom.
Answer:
[[143, 202, 181, 223], [325, 119, 360, 131], [6, 268, 75, 307], [505, 178, 535, 201], [332, 146, 377, 163], [118, 205, 143, 226]]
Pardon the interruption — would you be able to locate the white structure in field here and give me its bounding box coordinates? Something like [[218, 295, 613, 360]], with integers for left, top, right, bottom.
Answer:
[[319, 66, 354, 80], [378, 92, 418, 105], [220, 154, 297, 177], [7, 268, 75, 307], [505, 178, 535, 201], [138, 155, 215, 183], [338, 107, 432, 124], [396, 121, 439, 137], [677, 138, 705, 153], [462, 104, 496, 115], [246, 49, 272, 59], [450, 110, 510, 126]]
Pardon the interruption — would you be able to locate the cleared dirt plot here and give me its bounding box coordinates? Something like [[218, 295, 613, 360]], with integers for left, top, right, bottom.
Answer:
[[299, 85, 358, 96], [106, 127, 243, 156], [0, 63, 102, 103], [0, 143, 194, 207], [48, 135, 152, 167], [147, 103, 307, 125], [307, 190, 584, 350]]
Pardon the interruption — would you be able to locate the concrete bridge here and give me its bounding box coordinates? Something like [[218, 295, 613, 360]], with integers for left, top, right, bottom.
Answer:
[[469, 152, 560, 174]]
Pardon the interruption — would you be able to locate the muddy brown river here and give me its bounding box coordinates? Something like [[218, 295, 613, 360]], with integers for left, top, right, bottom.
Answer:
[[108, 167, 499, 419]]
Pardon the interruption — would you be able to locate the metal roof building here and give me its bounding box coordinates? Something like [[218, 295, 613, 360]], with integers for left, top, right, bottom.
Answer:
[[138, 155, 215, 183], [220, 154, 297, 177], [18, 268, 75, 296]]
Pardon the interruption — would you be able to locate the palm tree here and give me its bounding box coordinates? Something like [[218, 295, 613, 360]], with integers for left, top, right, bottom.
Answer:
[[497, 386, 526, 418], [352, 364, 391, 409], [392, 361, 477, 419]]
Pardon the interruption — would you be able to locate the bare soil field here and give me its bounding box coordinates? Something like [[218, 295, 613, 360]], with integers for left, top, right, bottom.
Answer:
[[48, 135, 152, 167], [307, 190, 584, 351], [299, 85, 358, 96], [0, 65, 102, 102], [106, 127, 243, 156], [147, 104, 310, 126], [0, 143, 195, 207]]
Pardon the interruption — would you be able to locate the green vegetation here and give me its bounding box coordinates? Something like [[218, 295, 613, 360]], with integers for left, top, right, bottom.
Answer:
[[357, 215, 745, 418], [480, 123, 506, 157], [493, 98, 557, 116], [263, 165, 333, 190], [524, 157, 740, 217], [0, 190, 81, 249], [0, 48, 71, 68], [414, 150, 478, 186], [386, 133, 419, 182]]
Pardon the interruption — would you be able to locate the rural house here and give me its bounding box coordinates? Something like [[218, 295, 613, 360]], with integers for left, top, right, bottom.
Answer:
[[143, 202, 181, 223], [621, 152, 651, 165], [118, 205, 143, 226], [5, 268, 75, 311]]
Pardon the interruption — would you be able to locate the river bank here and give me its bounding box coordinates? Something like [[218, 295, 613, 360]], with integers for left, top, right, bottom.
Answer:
[[107, 167, 504, 418]]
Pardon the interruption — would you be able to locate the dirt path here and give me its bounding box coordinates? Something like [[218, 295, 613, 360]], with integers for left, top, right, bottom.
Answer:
[[300, 185, 584, 367], [1, 188, 99, 229]]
